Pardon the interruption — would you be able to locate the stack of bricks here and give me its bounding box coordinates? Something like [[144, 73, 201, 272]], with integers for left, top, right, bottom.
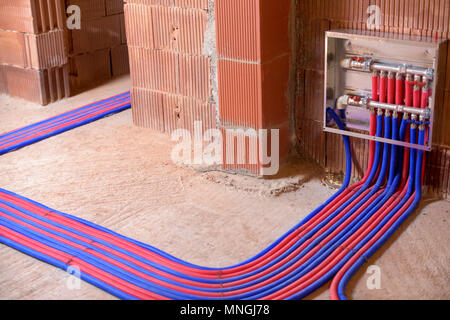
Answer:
[[68, 0, 129, 94], [124, 0, 216, 133], [0, 0, 130, 105], [0, 0, 70, 105]]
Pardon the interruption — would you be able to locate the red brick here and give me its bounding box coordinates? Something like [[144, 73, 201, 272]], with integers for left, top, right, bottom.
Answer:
[[0, 30, 28, 68], [68, 0, 106, 20], [131, 87, 165, 132], [215, 0, 260, 62], [69, 49, 112, 92], [173, 0, 208, 9], [221, 127, 261, 175], [0, 65, 7, 94], [0, 63, 70, 105], [119, 13, 127, 44], [259, 0, 290, 62], [215, 0, 291, 173], [111, 45, 130, 76], [71, 15, 122, 55], [124, 3, 154, 48], [106, 0, 124, 15], [217, 60, 262, 129], [163, 94, 216, 133], [179, 55, 210, 101], [261, 54, 290, 128], [0, 0, 36, 33], [128, 47, 178, 94], [0, 0, 65, 34]]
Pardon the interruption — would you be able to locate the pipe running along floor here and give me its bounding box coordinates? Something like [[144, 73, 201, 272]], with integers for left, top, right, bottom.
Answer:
[[0, 77, 449, 300]]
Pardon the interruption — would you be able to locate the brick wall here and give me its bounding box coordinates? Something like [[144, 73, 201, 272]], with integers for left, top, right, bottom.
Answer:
[[67, 0, 129, 94], [124, 0, 292, 175], [124, 0, 216, 133]]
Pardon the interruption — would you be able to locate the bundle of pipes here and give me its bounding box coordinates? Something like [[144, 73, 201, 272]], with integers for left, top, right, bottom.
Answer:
[[0, 92, 131, 156], [0, 110, 424, 299], [329, 62, 429, 299], [0, 90, 426, 300]]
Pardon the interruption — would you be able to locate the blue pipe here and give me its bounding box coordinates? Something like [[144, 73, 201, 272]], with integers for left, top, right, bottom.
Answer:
[[205, 113, 389, 299], [0, 103, 131, 155], [283, 125, 419, 300], [0, 197, 223, 284], [0, 92, 130, 142], [1, 213, 221, 300], [241, 113, 394, 299], [0, 108, 355, 300], [0, 109, 354, 273], [336, 127, 425, 300], [0, 207, 225, 294], [0, 95, 129, 144], [0, 95, 130, 146], [0, 100, 427, 300], [0, 109, 357, 301], [0, 109, 351, 298], [0, 99, 131, 148], [0, 108, 358, 301], [0, 235, 137, 300]]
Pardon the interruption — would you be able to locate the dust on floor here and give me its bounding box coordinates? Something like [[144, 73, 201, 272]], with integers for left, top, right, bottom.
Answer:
[[0, 76, 449, 300]]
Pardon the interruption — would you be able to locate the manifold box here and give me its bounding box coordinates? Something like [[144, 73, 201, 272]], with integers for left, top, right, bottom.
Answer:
[[324, 29, 447, 151]]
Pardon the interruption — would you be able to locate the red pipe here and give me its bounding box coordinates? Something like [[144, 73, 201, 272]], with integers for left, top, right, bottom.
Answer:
[[0, 102, 131, 150], [266, 159, 414, 299], [0, 99, 378, 280], [405, 75, 414, 107], [388, 72, 395, 104], [0, 203, 221, 289], [0, 91, 130, 138], [402, 75, 414, 185], [0, 118, 387, 300], [0, 211, 229, 297], [0, 226, 168, 300], [366, 72, 379, 184], [273, 144, 413, 300], [266, 190, 413, 299], [329, 188, 415, 300], [0, 90, 385, 299], [396, 74, 404, 105], [1, 187, 362, 280], [0, 132, 383, 296], [413, 75, 422, 109], [372, 73, 379, 102], [413, 89, 421, 108], [420, 79, 429, 181], [1, 185, 380, 297], [421, 84, 429, 109], [379, 72, 387, 103]]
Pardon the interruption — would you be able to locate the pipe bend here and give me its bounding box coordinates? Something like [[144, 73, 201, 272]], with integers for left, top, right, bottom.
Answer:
[[337, 95, 350, 110]]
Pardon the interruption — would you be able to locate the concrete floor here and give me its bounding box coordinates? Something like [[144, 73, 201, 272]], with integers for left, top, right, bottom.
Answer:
[[0, 76, 449, 300]]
